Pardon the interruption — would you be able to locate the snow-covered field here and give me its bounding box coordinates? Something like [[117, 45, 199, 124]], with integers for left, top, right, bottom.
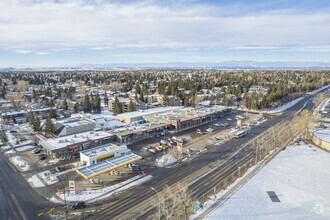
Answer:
[[157, 154, 177, 167], [28, 175, 45, 188], [11, 156, 30, 171], [202, 142, 330, 220]]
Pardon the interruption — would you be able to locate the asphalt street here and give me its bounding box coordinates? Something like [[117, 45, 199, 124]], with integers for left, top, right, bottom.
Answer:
[[0, 154, 52, 220]]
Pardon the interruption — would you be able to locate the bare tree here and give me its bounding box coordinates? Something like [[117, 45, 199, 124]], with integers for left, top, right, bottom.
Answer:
[[17, 80, 29, 92], [158, 182, 192, 220], [293, 110, 313, 140]]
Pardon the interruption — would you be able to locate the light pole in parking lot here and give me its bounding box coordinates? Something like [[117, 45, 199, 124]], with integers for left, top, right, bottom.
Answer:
[[57, 176, 68, 220], [151, 187, 160, 220]]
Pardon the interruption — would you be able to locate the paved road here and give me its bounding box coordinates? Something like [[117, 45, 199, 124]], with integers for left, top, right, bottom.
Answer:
[[0, 154, 52, 220], [90, 93, 319, 220]]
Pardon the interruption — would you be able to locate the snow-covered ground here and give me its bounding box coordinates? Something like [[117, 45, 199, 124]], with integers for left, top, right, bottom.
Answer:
[[39, 171, 59, 185], [307, 84, 330, 95], [1, 145, 11, 150], [28, 175, 45, 188], [56, 174, 152, 202], [15, 145, 36, 152], [11, 156, 30, 171], [5, 149, 16, 154], [156, 154, 177, 167], [201, 142, 330, 220], [263, 97, 305, 114]]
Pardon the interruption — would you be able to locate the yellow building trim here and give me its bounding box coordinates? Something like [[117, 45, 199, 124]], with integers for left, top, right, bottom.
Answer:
[[96, 153, 114, 161]]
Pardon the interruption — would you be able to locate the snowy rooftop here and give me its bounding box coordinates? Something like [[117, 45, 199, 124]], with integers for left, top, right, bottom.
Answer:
[[77, 152, 142, 179], [80, 143, 128, 157], [313, 129, 330, 143], [41, 130, 114, 151], [117, 106, 181, 119], [57, 118, 94, 128]]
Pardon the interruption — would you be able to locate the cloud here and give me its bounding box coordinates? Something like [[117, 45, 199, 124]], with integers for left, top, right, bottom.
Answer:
[[0, 0, 330, 55]]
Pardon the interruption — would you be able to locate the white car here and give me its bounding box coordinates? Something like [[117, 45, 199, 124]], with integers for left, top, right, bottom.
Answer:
[[206, 128, 214, 132], [227, 118, 233, 121], [213, 123, 220, 127]]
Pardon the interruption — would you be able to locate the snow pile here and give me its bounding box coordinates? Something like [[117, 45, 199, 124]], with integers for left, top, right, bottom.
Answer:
[[16, 145, 36, 152], [90, 175, 153, 203], [57, 174, 145, 202], [308, 84, 330, 94], [264, 96, 304, 113], [202, 143, 330, 220], [11, 156, 30, 171], [39, 171, 59, 185], [49, 158, 60, 163], [28, 175, 45, 188], [157, 154, 177, 167], [5, 149, 16, 154], [1, 145, 11, 150]]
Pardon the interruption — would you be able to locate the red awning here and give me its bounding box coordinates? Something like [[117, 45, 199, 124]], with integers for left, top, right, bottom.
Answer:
[[69, 145, 79, 150]]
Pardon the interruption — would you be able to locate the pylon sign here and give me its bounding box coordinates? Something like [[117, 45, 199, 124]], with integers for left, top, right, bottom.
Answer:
[[69, 181, 75, 194]]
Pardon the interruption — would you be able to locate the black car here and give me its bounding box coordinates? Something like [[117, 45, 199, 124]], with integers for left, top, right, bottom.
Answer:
[[55, 166, 63, 172], [33, 148, 42, 154], [72, 202, 85, 209], [38, 154, 47, 160], [10, 130, 17, 133]]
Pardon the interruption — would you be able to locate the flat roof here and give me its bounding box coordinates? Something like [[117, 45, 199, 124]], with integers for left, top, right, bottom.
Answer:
[[57, 118, 94, 128], [313, 129, 330, 143], [117, 107, 180, 120], [41, 130, 114, 151], [76, 152, 142, 179], [80, 143, 128, 157], [113, 122, 168, 137]]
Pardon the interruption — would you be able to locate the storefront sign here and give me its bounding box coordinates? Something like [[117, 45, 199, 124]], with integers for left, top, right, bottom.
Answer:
[[82, 142, 91, 146], [69, 145, 78, 150], [103, 137, 110, 140]]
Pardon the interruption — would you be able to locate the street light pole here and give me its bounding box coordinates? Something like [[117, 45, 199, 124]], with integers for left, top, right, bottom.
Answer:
[[58, 177, 68, 220], [151, 187, 160, 220]]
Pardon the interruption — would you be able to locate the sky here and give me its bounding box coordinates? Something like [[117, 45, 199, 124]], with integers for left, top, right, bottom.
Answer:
[[1, 0, 330, 67]]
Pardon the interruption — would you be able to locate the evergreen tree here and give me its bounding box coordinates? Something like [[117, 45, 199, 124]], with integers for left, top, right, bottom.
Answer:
[[95, 94, 101, 113], [113, 96, 120, 115], [216, 92, 221, 104], [139, 90, 144, 102], [222, 94, 229, 106], [104, 92, 109, 106], [45, 117, 55, 137], [0, 126, 8, 145], [163, 94, 169, 106], [128, 98, 135, 112], [73, 103, 79, 113], [83, 94, 91, 113], [63, 99, 68, 110], [33, 117, 41, 132], [210, 94, 215, 106]]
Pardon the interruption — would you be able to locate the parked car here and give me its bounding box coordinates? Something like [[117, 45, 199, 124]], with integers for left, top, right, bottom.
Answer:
[[10, 130, 17, 133], [146, 146, 156, 154], [131, 165, 141, 171], [213, 136, 223, 141], [38, 154, 47, 160], [213, 123, 220, 127], [74, 153, 80, 158], [206, 128, 214, 132], [155, 146, 163, 151], [72, 202, 85, 209], [33, 148, 42, 154], [227, 118, 233, 121], [55, 166, 63, 172]]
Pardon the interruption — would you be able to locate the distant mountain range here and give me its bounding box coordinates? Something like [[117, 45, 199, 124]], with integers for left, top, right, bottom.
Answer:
[[1, 61, 330, 71]]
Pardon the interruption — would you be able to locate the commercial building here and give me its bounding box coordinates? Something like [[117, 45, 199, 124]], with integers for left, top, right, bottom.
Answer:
[[40, 130, 116, 158], [80, 143, 130, 166], [312, 129, 330, 151], [54, 117, 96, 137]]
